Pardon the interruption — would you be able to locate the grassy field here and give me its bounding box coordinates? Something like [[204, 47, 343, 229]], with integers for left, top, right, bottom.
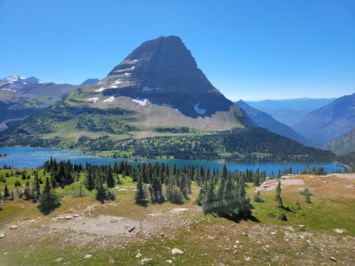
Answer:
[[0, 171, 354, 265]]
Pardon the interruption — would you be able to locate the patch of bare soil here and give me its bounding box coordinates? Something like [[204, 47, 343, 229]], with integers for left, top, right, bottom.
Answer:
[[0, 205, 201, 249], [329, 173, 355, 179], [257, 175, 305, 192]]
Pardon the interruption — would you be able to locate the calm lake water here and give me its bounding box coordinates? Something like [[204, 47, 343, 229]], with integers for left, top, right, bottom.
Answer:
[[0, 146, 344, 176]]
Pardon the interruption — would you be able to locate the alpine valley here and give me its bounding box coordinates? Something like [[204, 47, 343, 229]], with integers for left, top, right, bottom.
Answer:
[[0, 36, 334, 162]]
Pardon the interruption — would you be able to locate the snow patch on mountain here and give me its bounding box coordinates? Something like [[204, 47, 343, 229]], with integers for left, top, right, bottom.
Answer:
[[1, 75, 42, 85], [87, 97, 99, 103], [142, 86, 159, 92], [103, 96, 115, 103], [132, 98, 148, 106], [95, 87, 105, 92], [2, 88, 16, 92], [194, 104, 206, 115]]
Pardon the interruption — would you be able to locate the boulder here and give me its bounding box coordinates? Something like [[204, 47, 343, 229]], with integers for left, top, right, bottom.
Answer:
[[171, 248, 184, 255]]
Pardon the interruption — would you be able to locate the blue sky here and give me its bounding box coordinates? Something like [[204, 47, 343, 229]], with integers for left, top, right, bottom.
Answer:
[[0, 0, 354, 101]]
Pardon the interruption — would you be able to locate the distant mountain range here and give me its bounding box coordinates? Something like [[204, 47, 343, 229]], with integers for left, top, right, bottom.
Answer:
[[0, 36, 334, 162], [247, 98, 335, 125], [236, 100, 313, 146], [292, 93, 355, 146], [0, 75, 77, 130]]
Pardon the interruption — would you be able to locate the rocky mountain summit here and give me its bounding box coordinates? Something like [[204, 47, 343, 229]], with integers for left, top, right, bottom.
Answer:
[[90, 36, 233, 117], [0, 36, 334, 162]]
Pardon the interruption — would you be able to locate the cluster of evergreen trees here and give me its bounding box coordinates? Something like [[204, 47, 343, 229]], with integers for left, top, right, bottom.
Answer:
[[2, 158, 288, 219], [43, 158, 81, 188], [1, 169, 60, 214], [196, 165, 253, 220], [134, 163, 192, 205], [1, 171, 42, 202]]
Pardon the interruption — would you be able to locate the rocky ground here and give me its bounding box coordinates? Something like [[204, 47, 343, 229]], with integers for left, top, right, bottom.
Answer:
[[1, 174, 355, 265]]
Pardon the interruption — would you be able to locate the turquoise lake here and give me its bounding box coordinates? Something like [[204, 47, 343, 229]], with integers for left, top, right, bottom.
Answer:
[[0, 146, 344, 176]]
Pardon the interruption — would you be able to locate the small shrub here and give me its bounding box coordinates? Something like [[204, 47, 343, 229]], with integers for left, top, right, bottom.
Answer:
[[253, 191, 264, 202], [300, 188, 313, 203], [296, 200, 301, 210], [279, 213, 288, 221], [107, 191, 116, 201]]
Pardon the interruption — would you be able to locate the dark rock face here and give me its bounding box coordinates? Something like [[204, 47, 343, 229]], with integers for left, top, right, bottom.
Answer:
[[105, 36, 233, 117]]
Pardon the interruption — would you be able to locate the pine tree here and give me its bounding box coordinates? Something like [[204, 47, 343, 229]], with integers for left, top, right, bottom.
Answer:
[[196, 184, 206, 206], [166, 184, 184, 204], [32, 176, 41, 202], [135, 176, 147, 205], [254, 168, 260, 186], [86, 171, 95, 191], [216, 177, 225, 201], [96, 177, 107, 203], [224, 176, 234, 201], [275, 181, 283, 208], [23, 181, 32, 200], [253, 190, 264, 202], [106, 167, 115, 188], [221, 164, 228, 180], [202, 180, 216, 212], [38, 177, 61, 214], [150, 176, 164, 203], [4, 184, 10, 199]]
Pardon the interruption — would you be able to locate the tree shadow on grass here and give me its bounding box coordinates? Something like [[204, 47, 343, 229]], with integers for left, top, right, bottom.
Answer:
[[281, 205, 295, 213], [136, 200, 149, 207], [224, 214, 260, 223]]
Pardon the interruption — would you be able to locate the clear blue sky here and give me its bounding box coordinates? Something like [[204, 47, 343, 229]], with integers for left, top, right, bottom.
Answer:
[[0, 0, 354, 101]]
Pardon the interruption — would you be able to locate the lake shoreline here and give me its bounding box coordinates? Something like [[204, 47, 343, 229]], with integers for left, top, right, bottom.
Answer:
[[0, 145, 336, 164], [0, 146, 345, 175]]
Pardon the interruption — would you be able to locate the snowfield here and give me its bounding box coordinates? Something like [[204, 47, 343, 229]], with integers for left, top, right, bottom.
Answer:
[[132, 98, 148, 106], [103, 96, 115, 103], [142, 86, 159, 92], [194, 104, 207, 115], [95, 87, 105, 92], [87, 97, 99, 103]]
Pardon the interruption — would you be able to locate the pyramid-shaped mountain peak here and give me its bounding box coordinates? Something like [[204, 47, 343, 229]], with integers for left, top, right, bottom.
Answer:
[[102, 36, 233, 117]]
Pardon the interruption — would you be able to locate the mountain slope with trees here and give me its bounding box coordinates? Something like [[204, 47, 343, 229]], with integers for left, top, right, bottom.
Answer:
[[236, 100, 313, 146]]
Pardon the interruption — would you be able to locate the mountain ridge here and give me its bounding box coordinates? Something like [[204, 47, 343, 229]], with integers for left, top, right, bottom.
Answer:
[[236, 100, 313, 146], [292, 93, 355, 145], [0, 75, 77, 130], [0, 36, 335, 162], [247, 98, 335, 125]]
